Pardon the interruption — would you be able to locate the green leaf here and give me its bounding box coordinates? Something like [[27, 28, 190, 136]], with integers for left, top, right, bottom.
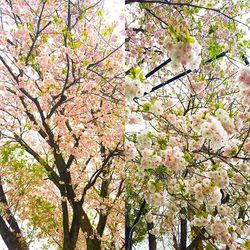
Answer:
[[53, 14, 59, 25], [207, 2, 213, 8], [47, 83, 58, 89], [62, 67, 67, 75], [79, 13, 85, 21], [129, 134, 137, 143], [207, 42, 224, 60], [179, 184, 186, 193], [184, 151, 192, 163], [168, 25, 178, 39], [211, 163, 220, 171], [41, 34, 48, 43], [69, 40, 81, 50], [157, 139, 167, 150], [227, 170, 234, 178], [82, 30, 88, 41], [242, 39, 250, 49], [128, 67, 144, 81], [228, 226, 234, 233], [205, 243, 214, 250], [154, 181, 163, 192], [176, 25, 181, 34], [142, 103, 151, 112], [97, 9, 103, 17], [139, 3, 150, 9], [186, 29, 195, 43], [214, 102, 222, 110]]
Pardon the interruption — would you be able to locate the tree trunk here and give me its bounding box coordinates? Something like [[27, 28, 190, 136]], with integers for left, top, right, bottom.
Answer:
[[0, 216, 28, 250], [125, 212, 132, 250], [180, 217, 187, 250], [62, 202, 83, 250], [0, 181, 28, 250], [62, 240, 74, 250], [79, 206, 102, 250], [125, 226, 132, 250], [125, 200, 146, 250], [147, 222, 156, 250], [86, 237, 101, 250], [187, 227, 206, 250]]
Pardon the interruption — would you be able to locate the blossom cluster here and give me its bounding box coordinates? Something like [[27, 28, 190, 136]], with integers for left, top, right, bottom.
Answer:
[[126, 77, 151, 99], [238, 67, 250, 106], [238, 66, 250, 89], [200, 115, 228, 150], [166, 38, 202, 71], [164, 146, 188, 172]]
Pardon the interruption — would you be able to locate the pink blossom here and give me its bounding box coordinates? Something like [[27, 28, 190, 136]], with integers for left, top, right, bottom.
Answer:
[[238, 67, 250, 88], [164, 146, 187, 171]]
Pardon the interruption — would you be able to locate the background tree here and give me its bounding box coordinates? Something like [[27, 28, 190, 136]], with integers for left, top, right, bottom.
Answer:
[[0, 0, 124, 249], [125, 0, 250, 249]]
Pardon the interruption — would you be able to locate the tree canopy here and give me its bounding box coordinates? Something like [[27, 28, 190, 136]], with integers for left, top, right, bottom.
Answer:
[[125, 0, 250, 249], [0, 0, 124, 249]]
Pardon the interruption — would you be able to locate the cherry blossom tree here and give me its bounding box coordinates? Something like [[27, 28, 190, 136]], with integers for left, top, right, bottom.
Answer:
[[0, 0, 124, 249], [125, 1, 250, 249]]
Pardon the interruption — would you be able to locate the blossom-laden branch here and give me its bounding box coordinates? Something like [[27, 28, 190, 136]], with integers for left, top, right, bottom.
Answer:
[[125, 0, 250, 29]]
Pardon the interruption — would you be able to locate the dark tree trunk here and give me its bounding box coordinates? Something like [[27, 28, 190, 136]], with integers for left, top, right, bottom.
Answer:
[[180, 217, 187, 250], [62, 241, 74, 250], [96, 174, 109, 239], [86, 237, 101, 250], [79, 206, 103, 250], [0, 181, 28, 250], [187, 227, 206, 250], [125, 200, 146, 250], [0, 216, 28, 250], [147, 222, 156, 250], [125, 227, 132, 250], [125, 213, 132, 250], [62, 202, 83, 250]]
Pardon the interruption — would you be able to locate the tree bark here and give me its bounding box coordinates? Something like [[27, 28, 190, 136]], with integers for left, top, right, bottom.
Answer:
[[147, 222, 156, 250], [79, 207, 102, 250], [86, 237, 101, 250], [180, 215, 187, 250], [96, 173, 110, 238], [69, 204, 82, 249], [0, 216, 28, 250], [62, 201, 84, 250], [187, 228, 206, 250], [125, 213, 132, 250], [125, 200, 146, 250]]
